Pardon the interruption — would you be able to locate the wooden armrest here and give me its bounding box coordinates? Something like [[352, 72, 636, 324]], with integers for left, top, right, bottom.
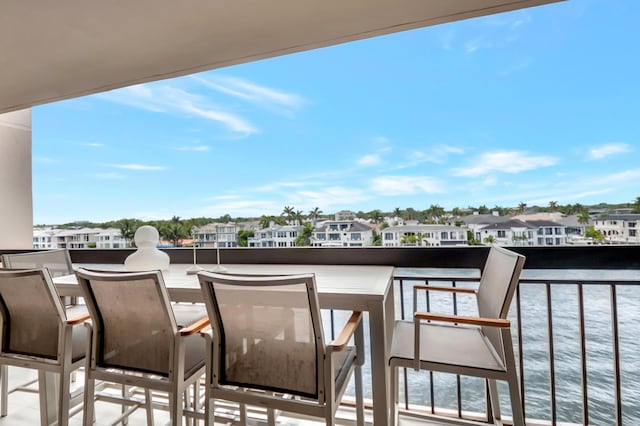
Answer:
[[180, 317, 210, 336], [415, 312, 510, 328], [414, 285, 476, 294], [67, 313, 91, 325], [328, 311, 362, 351], [200, 324, 212, 335]]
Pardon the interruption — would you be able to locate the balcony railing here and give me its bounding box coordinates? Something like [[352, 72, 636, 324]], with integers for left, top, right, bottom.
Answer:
[[2, 245, 639, 425], [395, 268, 640, 426]]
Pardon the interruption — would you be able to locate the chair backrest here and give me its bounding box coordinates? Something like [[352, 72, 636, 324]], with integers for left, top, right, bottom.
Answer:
[[0, 269, 66, 360], [1, 249, 73, 278], [75, 269, 178, 377], [198, 272, 325, 399], [476, 246, 525, 358]]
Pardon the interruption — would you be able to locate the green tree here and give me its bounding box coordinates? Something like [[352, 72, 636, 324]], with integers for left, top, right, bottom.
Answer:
[[393, 207, 403, 219], [237, 229, 254, 247], [578, 211, 590, 225], [424, 204, 445, 223], [160, 219, 188, 247], [295, 222, 314, 246], [293, 209, 305, 226], [585, 226, 603, 242], [118, 218, 143, 247], [483, 235, 496, 244], [518, 202, 527, 213], [282, 206, 295, 225], [633, 196, 640, 213], [400, 234, 419, 246], [548, 200, 558, 211], [371, 229, 382, 246], [309, 207, 323, 224], [369, 209, 383, 225]]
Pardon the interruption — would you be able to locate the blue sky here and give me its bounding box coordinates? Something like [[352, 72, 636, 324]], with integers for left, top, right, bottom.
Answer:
[[33, 0, 639, 224]]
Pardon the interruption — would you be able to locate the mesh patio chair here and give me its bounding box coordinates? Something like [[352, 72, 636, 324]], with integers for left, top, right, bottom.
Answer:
[[1, 249, 74, 278], [389, 245, 526, 426], [75, 268, 209, 426], [0, 268, 89, 426], [197, 271, 365, 426]]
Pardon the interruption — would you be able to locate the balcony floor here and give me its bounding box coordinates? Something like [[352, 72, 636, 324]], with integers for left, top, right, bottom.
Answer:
[[0, 367, 450, 426]]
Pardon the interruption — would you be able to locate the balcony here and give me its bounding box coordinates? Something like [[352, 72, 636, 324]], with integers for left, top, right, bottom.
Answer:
[[1, 245, 638, 425]]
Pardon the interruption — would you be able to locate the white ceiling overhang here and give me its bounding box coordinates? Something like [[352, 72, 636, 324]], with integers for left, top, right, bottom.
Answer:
[[0, 0, 562, 114]]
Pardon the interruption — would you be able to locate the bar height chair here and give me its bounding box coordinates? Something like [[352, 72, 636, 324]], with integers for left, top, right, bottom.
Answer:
[[75, 268, 209, 426], [388, 245, 526, 426], [0, 268, 89, 426], [197, 271, 365, 426]]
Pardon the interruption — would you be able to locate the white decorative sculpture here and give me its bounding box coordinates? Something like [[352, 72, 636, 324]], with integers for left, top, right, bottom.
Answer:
[[124, 225, 170, 271]]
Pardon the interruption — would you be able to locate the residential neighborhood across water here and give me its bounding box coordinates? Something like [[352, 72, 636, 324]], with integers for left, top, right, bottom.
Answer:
[[32, 206, 640, 250]]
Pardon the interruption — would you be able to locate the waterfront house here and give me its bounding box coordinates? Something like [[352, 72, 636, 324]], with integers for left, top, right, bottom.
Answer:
[[382, 224, 468, 247], [311, 220, 373, 247], [594, 214, 640, 244], [248, 224, 302, 247], [192, 222, 239, 248]]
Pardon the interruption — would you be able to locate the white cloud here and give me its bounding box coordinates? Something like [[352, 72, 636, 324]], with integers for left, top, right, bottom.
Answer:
[[371, 176, 444, 195], [193, 75, 304, 116], [587, 143, 631, 160], [453, 151, 557, 176], [395, 145, 464, 169], [291, 187, 370, 209], [111, 164, 168, 171], [596, 168, 640, 184], [358, 154, 381, 166], [97, 84, 256, 135], [80, 142, 104, 148]]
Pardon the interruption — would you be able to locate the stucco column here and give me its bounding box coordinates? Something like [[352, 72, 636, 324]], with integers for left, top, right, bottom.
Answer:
[[0, 109, 33, 249]]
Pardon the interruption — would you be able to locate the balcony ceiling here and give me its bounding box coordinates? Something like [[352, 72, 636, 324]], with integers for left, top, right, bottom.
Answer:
[[0, 0, 560, 114]]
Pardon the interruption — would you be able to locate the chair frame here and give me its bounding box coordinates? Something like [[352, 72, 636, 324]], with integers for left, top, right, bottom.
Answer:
[[1, 249, 73, 278], [0, 268, 89, 426], [389, 245, 526, 426], [198, 271, 365, 426], [76, 268, 209, 426]]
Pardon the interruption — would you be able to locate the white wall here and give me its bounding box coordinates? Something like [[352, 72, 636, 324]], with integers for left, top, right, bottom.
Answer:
[[0, 109, 32, 249]]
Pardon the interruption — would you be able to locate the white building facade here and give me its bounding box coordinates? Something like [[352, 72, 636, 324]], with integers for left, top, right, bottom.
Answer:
[[382, 224, 467, 247], [311, 221, 373, 247], [594, 214, 640, 244], [193, 223, 239, 248], [248, 225, 301, 247]]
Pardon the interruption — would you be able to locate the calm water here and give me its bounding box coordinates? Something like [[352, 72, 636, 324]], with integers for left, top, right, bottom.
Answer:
[[339, 268, 640, 425]]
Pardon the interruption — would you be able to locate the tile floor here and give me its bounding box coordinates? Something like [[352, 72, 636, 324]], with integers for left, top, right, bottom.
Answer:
[[0, 367, 445, 426]]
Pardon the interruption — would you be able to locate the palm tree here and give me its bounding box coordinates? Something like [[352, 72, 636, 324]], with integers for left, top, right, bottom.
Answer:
[[118, 218, 142, 247], [309, 207, 323, 224], [369, 209, 383, 225], [633, 196, 640, 213], [549, 200, 558, 211], [293, 210, 305, 226], [578, 211, 590, 225], [281, 205, 295, 225], [259, 215, 272, 229], [518, 202, 527, 214], [393, 207, 402, 218], [483, 235, 496, 245]]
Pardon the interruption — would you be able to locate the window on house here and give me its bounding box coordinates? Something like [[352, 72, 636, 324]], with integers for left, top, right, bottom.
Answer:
[[351, 233, 361, 240], [329, 233, 340, 240], [497, 230, 506, 238], [384, 233, 393, 240]]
